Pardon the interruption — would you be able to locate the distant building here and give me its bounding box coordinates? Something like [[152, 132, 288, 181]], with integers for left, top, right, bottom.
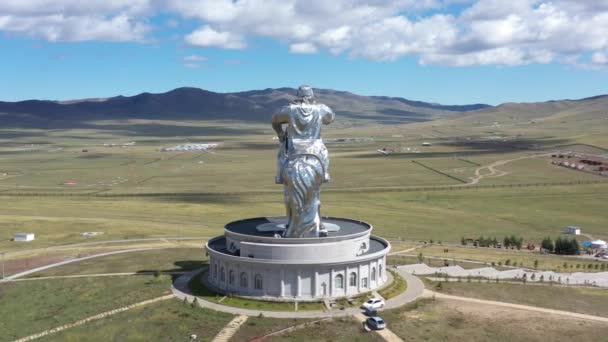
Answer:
[[421, 142, 432, 146], [565, 226, 581, 235], [14, 233, 35, 242], [590, 240, 608, 249]]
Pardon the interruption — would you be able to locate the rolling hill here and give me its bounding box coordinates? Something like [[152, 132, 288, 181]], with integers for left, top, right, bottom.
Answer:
[[0, 87, 489, 128]]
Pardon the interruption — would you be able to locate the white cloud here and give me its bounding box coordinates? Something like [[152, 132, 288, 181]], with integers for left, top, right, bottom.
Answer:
[[289, 42, 317, 54], [2, 0, 608, 67], [183, 55, 206, 62], [0, 0, 151, 42], [183, 63, 202, 69], [184, 25, 246, 49]]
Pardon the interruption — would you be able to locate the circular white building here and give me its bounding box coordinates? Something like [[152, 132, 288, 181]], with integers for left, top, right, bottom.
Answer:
[[205, 216, 390, 300]]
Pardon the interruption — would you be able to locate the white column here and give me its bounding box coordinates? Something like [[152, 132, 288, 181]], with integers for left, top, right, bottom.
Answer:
[[330, 268, 334, 296], [344, 266, 348, 295], [357, 264, 361, 292], [313, 271, 318, 298], [296, 270, 301, 297], [280, 268, 285, 297]]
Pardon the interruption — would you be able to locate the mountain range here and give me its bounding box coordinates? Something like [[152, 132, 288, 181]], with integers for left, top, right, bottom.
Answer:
[[0, 87, 489, 128], [0, 87, 606, 128]]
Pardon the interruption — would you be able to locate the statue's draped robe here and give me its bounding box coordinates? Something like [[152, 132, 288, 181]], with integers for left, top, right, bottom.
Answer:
[[277, 103, 334, 238]]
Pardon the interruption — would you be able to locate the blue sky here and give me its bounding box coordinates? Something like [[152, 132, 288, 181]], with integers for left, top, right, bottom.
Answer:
[[1, 1, 607, 105]]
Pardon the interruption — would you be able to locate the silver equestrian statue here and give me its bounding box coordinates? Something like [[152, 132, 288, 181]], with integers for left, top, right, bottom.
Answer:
[[272, 85, 335, 238]]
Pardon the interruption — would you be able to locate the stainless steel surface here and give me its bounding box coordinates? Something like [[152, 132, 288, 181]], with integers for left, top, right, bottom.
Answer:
[[272, 85, 335, 238]]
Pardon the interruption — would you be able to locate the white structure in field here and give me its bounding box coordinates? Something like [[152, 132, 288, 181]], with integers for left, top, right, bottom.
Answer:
[[13, 233, 35, 242], [206, 217, 390, 300], [565, 226, 581, 235], [590, 240, 607, 249]]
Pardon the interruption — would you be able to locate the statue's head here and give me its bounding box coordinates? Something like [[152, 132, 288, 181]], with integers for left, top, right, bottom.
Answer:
[[297, 85, 314, 103]]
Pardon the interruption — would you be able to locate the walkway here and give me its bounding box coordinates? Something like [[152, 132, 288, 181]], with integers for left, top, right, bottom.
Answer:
[[12, 295, 174, 342], [423, 290, 608, 323], [398, 263, 608, 287], [171, 268, 425, 319], [212, 315, 249, 342]]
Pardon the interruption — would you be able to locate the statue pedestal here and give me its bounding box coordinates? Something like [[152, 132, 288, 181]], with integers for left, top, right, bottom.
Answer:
[[205, 216, 390, 300]]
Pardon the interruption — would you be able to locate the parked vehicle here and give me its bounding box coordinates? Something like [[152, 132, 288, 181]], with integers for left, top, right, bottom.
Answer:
[[362, 298, 385, 311], [366, 316, 386, 330]]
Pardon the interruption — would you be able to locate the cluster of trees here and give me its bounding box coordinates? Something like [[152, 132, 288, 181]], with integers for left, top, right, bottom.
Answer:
[[503, 235, 524, 249], [541, 236, 580, 255], [461, 235, 524, 249]]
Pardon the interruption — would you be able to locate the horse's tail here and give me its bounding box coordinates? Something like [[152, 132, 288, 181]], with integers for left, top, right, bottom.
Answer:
[[283, 154, 324, 237]]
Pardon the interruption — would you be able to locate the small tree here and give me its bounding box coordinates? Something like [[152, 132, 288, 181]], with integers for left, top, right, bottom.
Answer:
[[191, 297, 198, 308], [418, 252, 424, 263], [435, 281, 443, 291], [534, 260, 539, 269], [461, 237, 467, 245], [540, 275, 544, 283], [530, 273, 536, 281], [505, 259, 511, 266]]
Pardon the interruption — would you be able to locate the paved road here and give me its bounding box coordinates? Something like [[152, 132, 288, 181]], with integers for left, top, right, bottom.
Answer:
[[423, 290, 608, 323]]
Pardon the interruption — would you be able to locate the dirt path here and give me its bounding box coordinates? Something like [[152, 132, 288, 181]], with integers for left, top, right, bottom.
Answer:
[[6, 271, 187, 282], [423, 290, 608, 323], [12, 295, 174, 342], [468, 153, 552, 185]]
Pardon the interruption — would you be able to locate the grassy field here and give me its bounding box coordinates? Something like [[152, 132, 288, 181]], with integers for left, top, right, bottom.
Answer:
[[30, 247, 207, 277], [229, 317, 315, 341], [425, 280, 608, 317], [2, 119, 607, 254], [381, 298, 608, 341], [378, 269, 408, 299], [42, 299, 234, 342], [0, 275, 172, 341]]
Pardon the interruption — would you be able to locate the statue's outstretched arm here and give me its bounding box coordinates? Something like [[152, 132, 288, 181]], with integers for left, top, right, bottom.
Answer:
[[321, 105, 335, 125], [272, 110, 289, 141]]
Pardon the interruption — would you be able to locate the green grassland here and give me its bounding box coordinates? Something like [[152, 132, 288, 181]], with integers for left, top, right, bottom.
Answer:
[[42, 300, 234, 342], [0, 275, 172, 341], [381, 298, 608, 341], [425, 280, 608, 317], [30, 247, 207, 277], [1, 118, 607, 254]]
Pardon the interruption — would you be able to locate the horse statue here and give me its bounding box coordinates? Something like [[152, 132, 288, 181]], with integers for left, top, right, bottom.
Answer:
[[272, 85, 335, 238]]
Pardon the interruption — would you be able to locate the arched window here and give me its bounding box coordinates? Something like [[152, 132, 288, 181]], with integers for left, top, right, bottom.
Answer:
[[335, 274, 344, 289], [229, 270, 235, 285], [371, 267, 376, 281], [379, 264, 383, 279], [220, 267, 225, 282], [213, 264, 218, 279], [254, 274, 263, 290], [240, 272, 248, 288], [349, 272, 357, 287]]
